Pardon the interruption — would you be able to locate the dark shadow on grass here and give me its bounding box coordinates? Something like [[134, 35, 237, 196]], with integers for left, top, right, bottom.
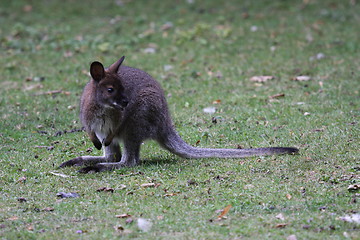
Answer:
[[140, 155, 181, 167]]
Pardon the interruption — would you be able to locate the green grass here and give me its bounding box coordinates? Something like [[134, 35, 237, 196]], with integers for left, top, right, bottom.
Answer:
[[0, 0, 359, 239]]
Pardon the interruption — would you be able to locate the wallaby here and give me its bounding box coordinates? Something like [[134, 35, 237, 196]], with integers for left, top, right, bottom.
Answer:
[[59, 56, 298, 173]]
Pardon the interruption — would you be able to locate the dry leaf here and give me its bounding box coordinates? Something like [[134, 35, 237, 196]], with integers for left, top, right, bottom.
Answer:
[[116, 214, 131, 218], [286, 194, 292, 200], [269, 93, 285, 99], [17, 176, 26, 183], [217, 205, 232, 219], [250, 76, 275, 82], [339, 214, 360, 224], [42, 207, 54, 212], [137, 218, 152, 232], [17, 197, 27, 203], [143, 47, 156, 54], [97, 187, 115, 193], [276, 213, 285, 221], [292, 76, 311, 81], [114, 224, 124, 231], [275, 223, 288, 228], [25, 83, 43, 91], [348, 184, 360, 191], [203, 107, 216, 114], [26, 225, 34, 231], [49, 171, 70, 178], [56, 192, 80, 198], [164, 193, 178, 197], [287, 234, 297, 240], [141, 183, 156, 188], [161, 22, 173, 31]]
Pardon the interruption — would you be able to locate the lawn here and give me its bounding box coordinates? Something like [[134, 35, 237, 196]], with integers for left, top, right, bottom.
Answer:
[[0, 0, 359, 239]]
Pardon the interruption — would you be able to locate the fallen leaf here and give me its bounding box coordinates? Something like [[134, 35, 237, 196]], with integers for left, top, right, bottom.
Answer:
[[137, 218, 152, 232], [215, 71, 223, 79], [269, 93, 285, 99], [187, 179, 197, 185], [125, 218, 133, 224], [348, 184, 360, 191], [276, 213, 285, 221], [49, 171, 70, 178], [143, 47, 156, 54], [163, 193, 178, 197], [275, 223, 288, 228], [163, 65, 173, 71], [339, 214, 360, 224], [287, 234, 297, 240], [42, 207, 54, 212], [217, 205, 232, 219], [292, 76, 311, 81], [97, 187, 115, 193], [250, 25, 258, 32], [17, 176, 26, 183], [114, 224, 124, 231], [141, 183, 156, 188], [161, 22, 173, 31], [116, 214, 131, 218], [25, 83, 43, 91], [203, 107, 216, 114], [8, 216, 18, 221], [17, 197, 27, 203], [26, 225, 34, 231], [286, 194, 292, 200], [56, 192, 80, 198], [250, 76, 275, 82]]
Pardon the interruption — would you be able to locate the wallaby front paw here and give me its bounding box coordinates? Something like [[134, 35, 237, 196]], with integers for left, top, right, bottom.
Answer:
[[93, 140, 102, 150], [103, 135, 113, 147]]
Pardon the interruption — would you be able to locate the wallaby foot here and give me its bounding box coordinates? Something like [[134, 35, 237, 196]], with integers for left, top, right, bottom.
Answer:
[[59, 156, 110, 168], [78, 162, 128, 173], [59, 156, 106, 168]]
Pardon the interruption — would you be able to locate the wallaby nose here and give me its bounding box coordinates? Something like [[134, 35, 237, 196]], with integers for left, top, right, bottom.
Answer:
[[121, 99, 129, 108]]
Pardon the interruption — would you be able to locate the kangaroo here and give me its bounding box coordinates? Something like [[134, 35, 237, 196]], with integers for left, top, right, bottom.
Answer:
[[59, 56, 298, 173]]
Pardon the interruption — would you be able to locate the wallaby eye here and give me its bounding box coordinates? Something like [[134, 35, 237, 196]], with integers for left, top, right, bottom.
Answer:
[[107, 88, 114, 93]]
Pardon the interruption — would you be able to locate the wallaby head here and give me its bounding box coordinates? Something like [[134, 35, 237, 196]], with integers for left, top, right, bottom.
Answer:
[[90, 56, 128, 110]]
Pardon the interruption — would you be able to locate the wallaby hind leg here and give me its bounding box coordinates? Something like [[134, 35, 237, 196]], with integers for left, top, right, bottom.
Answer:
[[59, 142, 121, 168], [78, 138, 141, 173], [119, 138, 141, 167]]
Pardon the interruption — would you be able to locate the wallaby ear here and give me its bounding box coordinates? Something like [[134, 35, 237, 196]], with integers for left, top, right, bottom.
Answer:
[[90, 61, 105, 82], [107, 56, 125, 74]]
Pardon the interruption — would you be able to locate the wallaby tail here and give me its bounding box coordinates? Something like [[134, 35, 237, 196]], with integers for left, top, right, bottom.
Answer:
[[160, 129, 298, 159]]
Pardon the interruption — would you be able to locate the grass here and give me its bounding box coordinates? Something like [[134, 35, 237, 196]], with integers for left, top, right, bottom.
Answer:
[[0, 0, 359, 239]]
